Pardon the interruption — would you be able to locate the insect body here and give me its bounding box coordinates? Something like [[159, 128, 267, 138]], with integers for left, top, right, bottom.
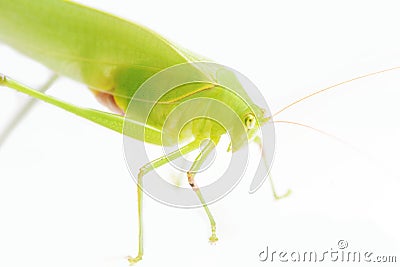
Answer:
[[2, 1, 399, 265], [0, 0, 273, 264]]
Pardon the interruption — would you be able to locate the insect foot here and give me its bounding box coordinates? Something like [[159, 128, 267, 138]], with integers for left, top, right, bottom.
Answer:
[[126, 255, 143, 265], [208, 222, 218, 244], [208, 232, 218, 244], [273, 189, 292, 201]]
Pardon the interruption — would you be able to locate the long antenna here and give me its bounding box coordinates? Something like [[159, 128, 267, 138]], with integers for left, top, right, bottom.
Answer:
[[272, 66, 400, 118]]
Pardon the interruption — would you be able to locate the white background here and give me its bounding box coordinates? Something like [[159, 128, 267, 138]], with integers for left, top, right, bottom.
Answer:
[[0, 1, 399, 267]]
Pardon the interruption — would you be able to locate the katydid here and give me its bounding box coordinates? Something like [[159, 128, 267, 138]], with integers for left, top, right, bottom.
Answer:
[[1, 0, 398, 265], [0, 0, 283, 263]]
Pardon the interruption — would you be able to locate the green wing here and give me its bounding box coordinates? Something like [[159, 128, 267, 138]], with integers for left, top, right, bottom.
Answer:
[[0, 0, 206, 110]]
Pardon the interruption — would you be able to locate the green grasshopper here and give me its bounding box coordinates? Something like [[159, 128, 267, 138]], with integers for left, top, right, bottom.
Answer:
[[0, 0, 285, 263], [1, 0, 397, 265]]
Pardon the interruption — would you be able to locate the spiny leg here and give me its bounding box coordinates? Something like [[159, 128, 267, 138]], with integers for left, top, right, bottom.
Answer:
[[127, 140, 201, 265], [187, 139, 219, 243], [0, 74, 58, 147]]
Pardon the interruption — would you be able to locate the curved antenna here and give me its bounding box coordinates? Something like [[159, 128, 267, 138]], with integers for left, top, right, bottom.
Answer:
[[273, 120, 365, 154], [273, 120, 348, 146], [272, 66, 400, 118]]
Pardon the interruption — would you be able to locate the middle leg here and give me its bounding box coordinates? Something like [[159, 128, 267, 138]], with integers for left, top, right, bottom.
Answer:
[[187, 139, 219, 243]]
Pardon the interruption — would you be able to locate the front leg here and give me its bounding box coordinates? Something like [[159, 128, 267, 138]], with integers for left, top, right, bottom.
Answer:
[[127, 140, 201, 265]]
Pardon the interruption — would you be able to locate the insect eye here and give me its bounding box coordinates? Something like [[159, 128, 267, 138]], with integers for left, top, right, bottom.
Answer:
[[244, 114, 256, 130]]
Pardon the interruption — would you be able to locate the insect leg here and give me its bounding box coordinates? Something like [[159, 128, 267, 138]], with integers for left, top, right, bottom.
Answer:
[[0, 74, 58, 147], [254, 136, 291, 200], [127, 140, 201, 265], [0, 74, 136, 136], [268, 172, 292, 200], [187, 139, 219, 243]]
